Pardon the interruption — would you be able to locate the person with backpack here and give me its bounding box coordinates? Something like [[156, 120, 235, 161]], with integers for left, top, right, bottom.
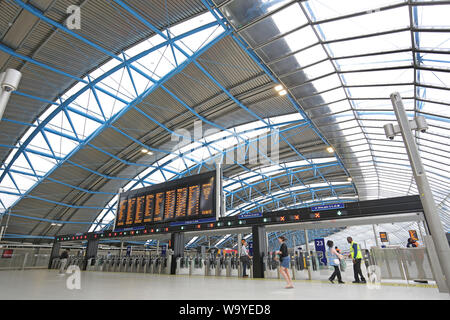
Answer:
[[327, 240, 345, 284]]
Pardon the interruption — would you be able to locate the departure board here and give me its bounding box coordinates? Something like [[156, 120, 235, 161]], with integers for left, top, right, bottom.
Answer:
[[200, 177, 215, 216], [135, 195, 145, 224], [114, 171, 218, 230], [143, 194, 155, 223], [117, 198, 128, 227], [154, 192, 165, 222], [164, 190, 176, 221], [175, 187, 188, 218], [187, 185, 200, 217], [126, 197, 136, 225]]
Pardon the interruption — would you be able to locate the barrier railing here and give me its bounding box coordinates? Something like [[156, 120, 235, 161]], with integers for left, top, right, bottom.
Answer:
[[0, 253, 51, 270]]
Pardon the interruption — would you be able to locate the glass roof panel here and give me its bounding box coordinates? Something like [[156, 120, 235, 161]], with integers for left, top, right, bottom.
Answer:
[[325, 31, 411, 57], [313, 7, 410, 42]]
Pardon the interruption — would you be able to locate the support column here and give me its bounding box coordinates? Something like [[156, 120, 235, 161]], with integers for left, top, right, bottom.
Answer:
[[237, 234, 242, 277], [48, 240, 61, 269], [373, 225, 380, 247], [252, 225, 267, 278], [82, 239, 99, 271], [170, 232, 185, 275], [304, 229, 312, 280]]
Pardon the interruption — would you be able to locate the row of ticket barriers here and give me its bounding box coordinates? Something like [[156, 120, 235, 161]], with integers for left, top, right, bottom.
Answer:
[[50, 249, 359, 279]]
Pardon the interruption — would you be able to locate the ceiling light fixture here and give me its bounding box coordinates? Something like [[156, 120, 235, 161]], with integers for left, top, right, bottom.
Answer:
[[279, 89, 287, 96], [326, 146, 334, 153], [274, 84, 284, 92]]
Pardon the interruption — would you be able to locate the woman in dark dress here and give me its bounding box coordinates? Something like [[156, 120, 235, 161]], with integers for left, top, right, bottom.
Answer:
[[276, 236, 294, 289]]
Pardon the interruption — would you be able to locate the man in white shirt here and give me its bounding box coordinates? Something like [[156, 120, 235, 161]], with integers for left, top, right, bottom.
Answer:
[[240, 240, 252, 277]]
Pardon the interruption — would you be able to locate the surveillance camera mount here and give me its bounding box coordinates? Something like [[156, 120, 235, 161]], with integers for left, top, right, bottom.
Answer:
[[388, 92, 450, 293]]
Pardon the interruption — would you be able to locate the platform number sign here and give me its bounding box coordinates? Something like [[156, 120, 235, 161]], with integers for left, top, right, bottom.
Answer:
[[314, 238, 327, 266]]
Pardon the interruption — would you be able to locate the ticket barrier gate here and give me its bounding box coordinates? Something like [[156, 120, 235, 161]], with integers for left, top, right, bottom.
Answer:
[[191, 255, 206, 276], [215, 255, 227, 276], [86, 257, 96, 271], [292, 252, 308, 280], [205, 254, 217, 276], [264, 253, 279, 279], [136, 257, 147, 273], [175, 256, 190, 275], [226, 254, 239, 277]]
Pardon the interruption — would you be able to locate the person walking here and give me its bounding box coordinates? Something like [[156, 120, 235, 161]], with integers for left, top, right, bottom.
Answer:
[[58, 248, 70, 275], [276, 236, 294, 289], [240, 240, 251, 278], [327, 240, 345, 284], [347, 237, 366, 283]]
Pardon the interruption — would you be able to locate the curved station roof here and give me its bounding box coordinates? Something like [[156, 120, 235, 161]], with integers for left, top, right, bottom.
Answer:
[[0, 0, 448, 246]]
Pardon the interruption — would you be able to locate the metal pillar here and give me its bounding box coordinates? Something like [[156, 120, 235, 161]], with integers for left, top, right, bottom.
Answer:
[[373, 225, 380, 247], [391, 92, 450, 292], [83, 239, 99, 270], [48, 240, 61, 269], [252, 226, 267, 278], [304, 229, 312, 280], [170, 232, 184, 275]]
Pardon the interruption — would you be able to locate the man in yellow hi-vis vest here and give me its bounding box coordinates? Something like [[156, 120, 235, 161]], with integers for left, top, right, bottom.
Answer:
[[347, 237, 366, 283]]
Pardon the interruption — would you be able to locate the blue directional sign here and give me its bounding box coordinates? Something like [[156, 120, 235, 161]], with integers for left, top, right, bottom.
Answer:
[[311, 203, 344, 212], [170, 217, 216, 227], [238, 212, 263, 219]]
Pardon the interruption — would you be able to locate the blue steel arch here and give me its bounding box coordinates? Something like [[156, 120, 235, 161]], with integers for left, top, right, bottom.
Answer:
[[1, 0, 357, 237]]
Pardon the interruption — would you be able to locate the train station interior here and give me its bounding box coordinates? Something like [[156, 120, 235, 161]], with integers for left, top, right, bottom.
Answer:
[[0, 0, 449, 302]]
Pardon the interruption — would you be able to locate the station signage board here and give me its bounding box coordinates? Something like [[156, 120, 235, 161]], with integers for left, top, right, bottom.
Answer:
[[311, 203, 344, 212], [238, 212, 262, 219], [380, 232, 389, 242], [115, 171, 217, 230], [409, 230, 419, 241]]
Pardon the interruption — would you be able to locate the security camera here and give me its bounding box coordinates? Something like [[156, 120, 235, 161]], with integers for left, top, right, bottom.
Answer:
[[1, 69, 22, 92], [415, 115, 428, 133], [383, 123, 395, 140]]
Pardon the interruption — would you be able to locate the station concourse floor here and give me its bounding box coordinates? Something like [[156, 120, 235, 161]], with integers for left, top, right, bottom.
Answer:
[[0, 269, 448, 300]]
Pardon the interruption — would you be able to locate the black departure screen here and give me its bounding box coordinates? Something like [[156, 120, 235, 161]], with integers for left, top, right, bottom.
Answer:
[[117, 197, 128, 227], [134, 195, 145, 225], [126, 197, 136, 226], [154, 192, 165, 222], [164, 190, 176, 221], [187, 185, 200, 217], [143, 194, 154, 223], [200, 177, 215, 216], [175, 187, 188, 219], [114, 171, 217, 229]]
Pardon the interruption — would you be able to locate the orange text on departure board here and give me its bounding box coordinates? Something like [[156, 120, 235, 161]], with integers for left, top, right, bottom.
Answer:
[[154, 192, 164, 221], [187, 185, 200, 216], [144, 194, 154, 223]]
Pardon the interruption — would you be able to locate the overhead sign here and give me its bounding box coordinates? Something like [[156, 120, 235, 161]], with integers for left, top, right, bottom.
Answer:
[[379, 232, 389, 242], [170, 217, 216, 227], [115, 171, 217, 230], [238, 212, 263, 219], [311, 203, 344, 211], [409, 230, 418, 241]]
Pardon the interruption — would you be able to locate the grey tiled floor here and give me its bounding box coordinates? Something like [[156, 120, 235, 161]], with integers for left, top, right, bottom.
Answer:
[[0, 270, 448, 300]]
